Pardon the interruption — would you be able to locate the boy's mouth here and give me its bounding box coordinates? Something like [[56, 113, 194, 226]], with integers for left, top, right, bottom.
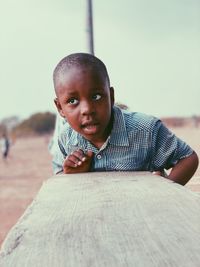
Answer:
[[81, 122, 99, 134]]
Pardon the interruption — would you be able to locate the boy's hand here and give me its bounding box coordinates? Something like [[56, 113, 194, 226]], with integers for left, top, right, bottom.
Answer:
[[63, 149, 93, 174], [153, 171, 162, 176]]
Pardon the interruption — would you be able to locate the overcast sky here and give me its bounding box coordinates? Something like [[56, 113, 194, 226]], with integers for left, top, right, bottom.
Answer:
[[0, 0, 199, 121]]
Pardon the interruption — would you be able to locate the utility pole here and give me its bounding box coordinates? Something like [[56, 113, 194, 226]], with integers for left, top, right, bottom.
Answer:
[[86, 0, 94, 55]]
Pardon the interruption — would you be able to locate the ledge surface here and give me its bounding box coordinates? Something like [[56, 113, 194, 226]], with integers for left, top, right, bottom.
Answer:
[[0, 172, 200, 267]]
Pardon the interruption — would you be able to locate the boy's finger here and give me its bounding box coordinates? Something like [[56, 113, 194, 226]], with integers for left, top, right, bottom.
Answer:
[[67, 154, 82, 165], [86, 150, 93, 158], [72, 149, 86, 162], [153, 171, 162, 176], [64, 157, 78, 168]]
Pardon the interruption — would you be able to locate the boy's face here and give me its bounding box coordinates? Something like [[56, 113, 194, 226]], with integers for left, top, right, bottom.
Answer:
[[54, 66, 114, 148]]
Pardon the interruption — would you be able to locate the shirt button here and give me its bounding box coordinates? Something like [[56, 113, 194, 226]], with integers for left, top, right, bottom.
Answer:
[[97, 154, 102, 160]]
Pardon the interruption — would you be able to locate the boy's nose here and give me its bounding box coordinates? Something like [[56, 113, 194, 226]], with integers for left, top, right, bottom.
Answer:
[[80, 101, 95, 115]]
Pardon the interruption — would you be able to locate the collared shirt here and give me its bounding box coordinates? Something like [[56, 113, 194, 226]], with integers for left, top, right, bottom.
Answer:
[[52, 106, 193, 174]]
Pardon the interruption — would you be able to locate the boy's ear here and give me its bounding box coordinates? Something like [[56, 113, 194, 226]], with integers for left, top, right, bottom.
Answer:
[[54, 98, 65, 118], [110, 87, 115, 106]]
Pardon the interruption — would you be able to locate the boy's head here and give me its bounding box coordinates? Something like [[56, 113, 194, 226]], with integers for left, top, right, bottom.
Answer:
[[53, 53, 114, 148]]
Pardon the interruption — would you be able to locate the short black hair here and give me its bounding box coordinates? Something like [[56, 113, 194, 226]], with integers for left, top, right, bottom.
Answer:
[[53, 53, 110, 89]]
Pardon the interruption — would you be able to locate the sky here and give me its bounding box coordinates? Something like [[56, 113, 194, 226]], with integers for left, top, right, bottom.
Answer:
[[0, 0, 199, 121]]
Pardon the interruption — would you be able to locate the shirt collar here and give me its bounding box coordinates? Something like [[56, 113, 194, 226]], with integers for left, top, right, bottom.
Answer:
[[67, 127, 93, 150], [108, 106, 129, 146], [67, 105, 129, 148]]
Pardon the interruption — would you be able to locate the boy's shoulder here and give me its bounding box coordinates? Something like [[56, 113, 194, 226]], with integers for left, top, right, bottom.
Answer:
[[115, 106, 160, 132], [58, 121, 74, 141]]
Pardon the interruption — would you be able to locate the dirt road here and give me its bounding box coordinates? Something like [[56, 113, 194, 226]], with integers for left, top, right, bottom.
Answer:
[[0, 136, 53, 246]]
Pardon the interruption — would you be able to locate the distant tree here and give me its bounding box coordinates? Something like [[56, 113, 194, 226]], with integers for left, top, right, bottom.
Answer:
[[0, 123, 7, 136], [1, 116, 21, 131], [12, 112, 56, 136], [0, 116, 20, 136], [28, 112, 56, 134]]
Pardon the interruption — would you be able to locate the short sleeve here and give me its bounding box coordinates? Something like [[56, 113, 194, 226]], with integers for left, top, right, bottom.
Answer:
[[150, 120, 193, 170]]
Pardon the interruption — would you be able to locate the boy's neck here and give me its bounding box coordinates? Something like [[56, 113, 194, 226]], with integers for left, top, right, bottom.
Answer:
[[90, 109, 114, 149]]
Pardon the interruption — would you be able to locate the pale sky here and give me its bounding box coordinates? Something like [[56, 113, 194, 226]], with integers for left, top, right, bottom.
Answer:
[[0, 0, 199, 121]]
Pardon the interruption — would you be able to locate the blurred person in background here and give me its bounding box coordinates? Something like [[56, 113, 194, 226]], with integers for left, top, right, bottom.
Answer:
[[1, 133, 10, 161]]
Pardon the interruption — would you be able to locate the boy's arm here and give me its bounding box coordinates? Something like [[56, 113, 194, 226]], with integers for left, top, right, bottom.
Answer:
[[167, 152, 199, 185]]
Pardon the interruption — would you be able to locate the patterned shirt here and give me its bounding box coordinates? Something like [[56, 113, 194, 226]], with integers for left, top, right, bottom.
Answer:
[[52, 106, 193, 174]]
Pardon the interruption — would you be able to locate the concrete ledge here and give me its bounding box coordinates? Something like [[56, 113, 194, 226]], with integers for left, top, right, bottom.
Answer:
[[1, 172, 200, 267]]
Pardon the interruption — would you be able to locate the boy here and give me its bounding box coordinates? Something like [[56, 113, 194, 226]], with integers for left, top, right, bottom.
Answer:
[[52, 53, 198, 185]]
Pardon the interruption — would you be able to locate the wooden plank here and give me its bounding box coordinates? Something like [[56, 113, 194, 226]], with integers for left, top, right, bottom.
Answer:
[[0, 172, 200, 267]]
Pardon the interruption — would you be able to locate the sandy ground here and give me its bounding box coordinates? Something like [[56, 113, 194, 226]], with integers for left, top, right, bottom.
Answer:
[[0, 136, 53, 247], [0, 128, 200, 247]]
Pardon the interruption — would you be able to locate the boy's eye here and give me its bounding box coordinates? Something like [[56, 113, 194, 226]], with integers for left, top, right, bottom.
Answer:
[[92, 94, 101, 101], [68, 98, 79, 105]]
